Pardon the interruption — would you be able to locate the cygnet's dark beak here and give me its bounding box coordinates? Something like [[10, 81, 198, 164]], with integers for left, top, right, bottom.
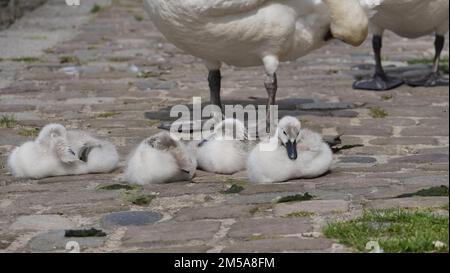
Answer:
[[285, 140, 297, 160]]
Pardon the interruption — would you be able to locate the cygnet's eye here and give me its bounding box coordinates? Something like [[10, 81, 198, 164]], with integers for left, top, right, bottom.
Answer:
[[51, 133, 57, 138], [283, 131, 287, 136]]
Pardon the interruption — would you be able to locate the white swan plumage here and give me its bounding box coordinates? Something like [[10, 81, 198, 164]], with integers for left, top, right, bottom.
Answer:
[[7, 124, 119, 179], [354, 0, 449, 90], [195, 118, 252, 174], [144, 0, 371, 128], [125, 132, 197, 185], [246, 116, 333, 183]]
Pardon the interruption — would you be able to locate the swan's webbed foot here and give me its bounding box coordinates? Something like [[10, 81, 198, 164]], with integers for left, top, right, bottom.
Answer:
[[353, 74, 404, 91], [406, 72, 449, 87]]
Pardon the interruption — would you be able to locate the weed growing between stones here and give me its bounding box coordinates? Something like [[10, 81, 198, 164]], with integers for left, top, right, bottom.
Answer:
[[276, 193, 314, 203], [97, 112, 120, 118], [369, 107, 389, 118], [284, 211, 316, 218], [91, 4, 101, 13], [222, 184, 245, 194], [0, 115, 17, 128], [96, 184, 139, 191], [18, 127, 39, 137], [397, 185, 449, 198]]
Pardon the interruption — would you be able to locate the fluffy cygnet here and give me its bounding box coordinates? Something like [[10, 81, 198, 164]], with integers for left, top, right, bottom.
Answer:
[[125, 132, 197, 185], [196, 118, 251, 174], [7, 123, 119, 179], [247, 116, 333, 183]]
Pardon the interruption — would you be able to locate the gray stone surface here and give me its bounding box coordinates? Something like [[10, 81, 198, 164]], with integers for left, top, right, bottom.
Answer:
[[274, 200, 350, 216], [174, 205, 256, 221], [27, 230, 105, 253], [365, 197, 449, 210], [123, 220, 221, 247], [0, 0, 448, 253], [228, 218, 313, 239], [339, 156, 377, 164], [9, 215, 75, 231], [101, 211, 162, 227], [222, 238, 335, 253]]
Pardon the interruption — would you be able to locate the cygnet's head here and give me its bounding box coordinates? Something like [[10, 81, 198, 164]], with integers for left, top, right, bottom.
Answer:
[[277, 116, 301, 160], [37, 124, 68, 146], [214, 118, 247, 140]]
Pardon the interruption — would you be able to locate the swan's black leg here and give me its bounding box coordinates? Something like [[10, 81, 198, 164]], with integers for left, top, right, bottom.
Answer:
[[208, 70, 222, 109], [265, 73, 277, 133], [407, 34, 449, 87], [353, 35, 404, 91]]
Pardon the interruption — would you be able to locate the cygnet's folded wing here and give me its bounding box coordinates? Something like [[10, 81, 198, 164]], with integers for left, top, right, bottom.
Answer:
[[55, 138, 79, 164]]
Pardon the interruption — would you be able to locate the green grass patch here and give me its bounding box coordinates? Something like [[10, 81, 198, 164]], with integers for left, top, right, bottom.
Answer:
[[137, 71, 161, 78], [109, 56, 132, 62], [284, 211, 316, 218], [96, 184, 140, 191], [407, 56, 449, 74], [381, 94, 393, 101], [134, 15, 144, 22], [18, 127, 40, 137], [91, 4, 101, 13], [0, 115, 17, 128], [369, 107, 388, 119], [97, 112, 120, 118], [127, 194, 156, 206], [146, 119, 160, 127], [10, 57, 40, 63], [59, 55, 80, 64], [324, 209, 449, 253], [397, 186, 448, 198], [276, 193, 314, 204], [222, 184, 245, 194]]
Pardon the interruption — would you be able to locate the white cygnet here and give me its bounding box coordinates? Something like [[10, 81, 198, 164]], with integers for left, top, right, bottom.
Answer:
[[125, 132, 197, 185], [7, 123, 119, 179], [196, 118, 251, 174], [247, 116, 333, 183]]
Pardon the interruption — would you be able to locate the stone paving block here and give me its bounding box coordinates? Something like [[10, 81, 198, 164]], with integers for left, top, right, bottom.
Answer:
[[27, 230, 105, 253], [123, 220, 221, 247], [127, 245, 211, 253], [174, 205, 256, 222], [369, 137, 439, 146], [337, 126, 393, 137], [390, 154, 449, 164], [9, 215, 76, 231], [101, 211, 162, 228], [222, 238, 334, 253], [339, 156, 377, 164], [365, 197, 449, 210], [274, 200, 350, 217], [228, 218, 312, 239]]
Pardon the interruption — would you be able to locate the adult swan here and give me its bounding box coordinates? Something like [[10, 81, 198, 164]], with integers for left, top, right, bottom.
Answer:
[[144, 0, 372, 130]]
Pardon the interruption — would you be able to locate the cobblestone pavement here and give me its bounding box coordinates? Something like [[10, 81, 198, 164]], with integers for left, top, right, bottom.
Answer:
[[0, 0, 448, 253]]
